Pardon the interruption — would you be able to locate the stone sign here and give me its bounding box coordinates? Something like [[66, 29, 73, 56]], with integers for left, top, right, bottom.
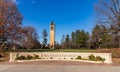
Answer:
[[9, 52, 112, 63]]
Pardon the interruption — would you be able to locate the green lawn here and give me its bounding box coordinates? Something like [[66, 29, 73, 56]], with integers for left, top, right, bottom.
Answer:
[[49, 49, 95, 52], [6, 49, 96, 52]]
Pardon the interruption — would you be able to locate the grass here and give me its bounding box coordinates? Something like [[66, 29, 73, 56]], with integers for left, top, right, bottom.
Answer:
[[50, 49, 95, 52], [6, 49, 96, 52]]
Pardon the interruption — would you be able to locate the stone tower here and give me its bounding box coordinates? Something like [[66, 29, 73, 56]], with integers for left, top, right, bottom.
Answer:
[[50, 22, 55, 49]]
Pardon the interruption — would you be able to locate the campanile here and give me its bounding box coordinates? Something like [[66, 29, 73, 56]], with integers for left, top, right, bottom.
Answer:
[[50, 22, 55, 49]]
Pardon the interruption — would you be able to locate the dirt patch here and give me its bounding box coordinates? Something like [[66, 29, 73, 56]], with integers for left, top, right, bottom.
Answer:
[[98, 48, 120, 53], [0, 52, 10, 62], [112, 58, 120, 64]]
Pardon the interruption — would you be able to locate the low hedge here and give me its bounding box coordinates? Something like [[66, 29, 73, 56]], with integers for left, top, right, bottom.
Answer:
[[88, 54, 105, 62], [89, 54, 96, 61], [16, 54, 40, 60], [75, 56, 82, 60], [75, 54, 106, 62]]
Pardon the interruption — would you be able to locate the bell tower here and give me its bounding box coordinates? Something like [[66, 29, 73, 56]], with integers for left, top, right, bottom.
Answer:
[[50, 22, 55, 49]]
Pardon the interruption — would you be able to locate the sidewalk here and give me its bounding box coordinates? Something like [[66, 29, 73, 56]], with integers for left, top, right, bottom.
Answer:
[[0, 65, 120, 72]]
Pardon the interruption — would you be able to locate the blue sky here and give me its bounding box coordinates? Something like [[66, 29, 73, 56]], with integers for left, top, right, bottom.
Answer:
[[16, 0, 98, 43]]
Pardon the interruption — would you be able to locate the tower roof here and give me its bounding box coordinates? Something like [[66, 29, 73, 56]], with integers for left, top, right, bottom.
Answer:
[[51, 21, 54, 25]]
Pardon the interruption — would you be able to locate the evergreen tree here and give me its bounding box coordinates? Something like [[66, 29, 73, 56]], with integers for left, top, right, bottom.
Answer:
[[71, 32, 76, 43], [61, 35, 65, 48], [91, 25, 112, 49], [86, 32, 90, 48], [42, 29, 48, 47], [75, 30, 81, 48], [65, 34, 70, 48], [71, 32, 76, 48]]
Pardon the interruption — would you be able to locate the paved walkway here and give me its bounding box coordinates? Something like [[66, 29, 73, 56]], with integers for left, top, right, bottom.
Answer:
[[0, 65, 120, 72]]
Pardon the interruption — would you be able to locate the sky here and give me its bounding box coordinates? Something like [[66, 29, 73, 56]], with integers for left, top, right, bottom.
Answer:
[[15, 0, 98, 44]]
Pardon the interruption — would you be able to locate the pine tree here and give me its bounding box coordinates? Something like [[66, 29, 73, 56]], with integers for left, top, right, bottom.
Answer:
[[42, 29, 48, 47]]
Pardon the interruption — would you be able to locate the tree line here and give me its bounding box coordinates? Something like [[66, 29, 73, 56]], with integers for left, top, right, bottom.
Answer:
[[59, 24, 119, 49], [0, 0, 120, 51], [59, 0, 120, 49], [60, 30, 90, 49]]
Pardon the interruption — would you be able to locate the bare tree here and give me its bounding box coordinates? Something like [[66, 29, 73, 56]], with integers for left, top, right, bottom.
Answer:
[[21, 26, 39, 49], [95, 0, 120, 48], [0, 0, 23, 51]]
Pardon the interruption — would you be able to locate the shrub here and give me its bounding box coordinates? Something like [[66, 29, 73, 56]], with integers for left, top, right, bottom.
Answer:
[[76, 56, 82, 60], [96, 56, 102, 61], [89, 55, 106, 62], [102, 58, 106, 62], [33, 54, 39, 59], [16, 54, 41, 60], [89, 54, 95, 61], [82, 58, 87, 60], [16, 55, 26, 60], [26, 55, 33, 60]]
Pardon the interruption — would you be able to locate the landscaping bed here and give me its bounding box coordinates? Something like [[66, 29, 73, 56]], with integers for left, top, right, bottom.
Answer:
[[14, 53, 106, 63]]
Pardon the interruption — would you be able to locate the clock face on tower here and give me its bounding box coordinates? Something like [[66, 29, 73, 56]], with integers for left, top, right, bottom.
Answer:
[[51, 26, 54, 30]]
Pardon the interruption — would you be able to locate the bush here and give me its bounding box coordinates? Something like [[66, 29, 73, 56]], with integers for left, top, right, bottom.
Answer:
[[16, 55, 26, 60], [16, 54, 41, 60], [82, 58, 87, 60], [76, 56, 82, 60], [102, 58, 106, 62], [89, 54, 106, 62], [33, 54, 39, 59], [89, 54, 96, 61], [96, 56, 102, 61], [26, 55, 33, 60]]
